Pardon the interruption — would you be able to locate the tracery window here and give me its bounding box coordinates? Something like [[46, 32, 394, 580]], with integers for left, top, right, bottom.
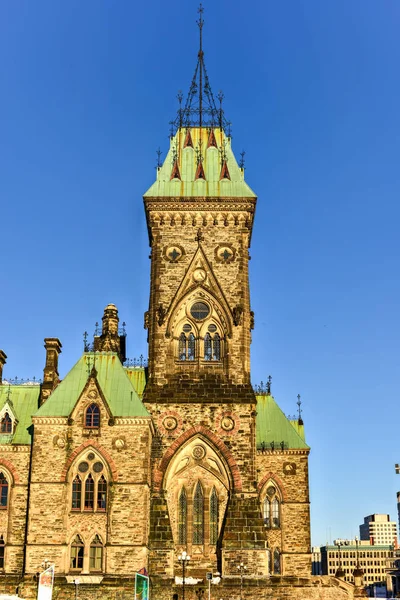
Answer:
[[178, 488, 187, 544], [0, 413, 12, 434], [210, 487, 218, 545], [70, 456, 108, 513], [85, 404, 100, 428], [204, 332, 221, 361], [70, 535, 84, 571], [263, 485, 280, 529], [0, 536, 4, 569], [193, 482, 204, 544], [0, 474, 8, 509], [89, 535, 103, 571]]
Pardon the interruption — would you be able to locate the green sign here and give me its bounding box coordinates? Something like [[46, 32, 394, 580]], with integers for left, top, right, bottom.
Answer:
[[135, 572, 149, 600]]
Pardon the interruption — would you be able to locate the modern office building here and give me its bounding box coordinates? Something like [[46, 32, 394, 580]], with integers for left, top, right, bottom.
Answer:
[[360, 514, 398, 547]]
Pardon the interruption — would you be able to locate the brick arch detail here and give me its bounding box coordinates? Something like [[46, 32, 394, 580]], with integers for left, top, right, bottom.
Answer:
[[257, 471, 287, 502], [0, 458, 19, 484], [60, 440, 118, 482], [154, 425, 242, 492]]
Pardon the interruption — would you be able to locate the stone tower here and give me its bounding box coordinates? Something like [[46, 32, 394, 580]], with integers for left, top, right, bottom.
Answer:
[[143, 7, 268, 581]]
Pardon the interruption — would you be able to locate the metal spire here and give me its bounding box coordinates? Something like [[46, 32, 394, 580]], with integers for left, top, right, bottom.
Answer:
[[297, 394, 303, 424], [170, 4, 229, 134]]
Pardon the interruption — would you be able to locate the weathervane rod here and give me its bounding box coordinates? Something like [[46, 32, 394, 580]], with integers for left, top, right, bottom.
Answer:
[[197, 3, 204, 128]]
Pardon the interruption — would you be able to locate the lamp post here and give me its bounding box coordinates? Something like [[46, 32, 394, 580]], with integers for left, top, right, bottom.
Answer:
[[237, 562, 246, 600], [335, 541, 345, 579], [178, 550, 190, 600]]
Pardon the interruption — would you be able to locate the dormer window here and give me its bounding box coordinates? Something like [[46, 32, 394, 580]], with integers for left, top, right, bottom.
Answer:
[[85, 404, 100, 428], [0, 413, 12, 434]]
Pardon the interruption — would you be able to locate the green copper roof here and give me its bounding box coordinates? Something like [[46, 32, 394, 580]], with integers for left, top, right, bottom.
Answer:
[[36, 353, 150, 418], [0, 385, 39, 444], [124, 367, 147, 399], [144, 127, 256, 199], [256, 394, 309, 450]]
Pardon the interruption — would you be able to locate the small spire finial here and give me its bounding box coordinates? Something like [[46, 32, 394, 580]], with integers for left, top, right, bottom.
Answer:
[[297, 394, 303, 423], [195, 228, 204, 243], [267, 375, 272, 395], [83, 331, 89, 352], [239, 150, 246, 169], [156, 147, 162, 169]]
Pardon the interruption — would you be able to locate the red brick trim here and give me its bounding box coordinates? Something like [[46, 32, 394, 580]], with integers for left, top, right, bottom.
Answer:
[[257, 471, 287, 501], [0, 458, 19, 484], [59, 441, 118, 482], [154, 425, 242, 492]]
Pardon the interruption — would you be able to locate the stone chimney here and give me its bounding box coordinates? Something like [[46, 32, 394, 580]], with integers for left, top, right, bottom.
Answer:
[[40, 338, 62, 405], [0, 351, 7, 384], [93, 304, 126, 362]]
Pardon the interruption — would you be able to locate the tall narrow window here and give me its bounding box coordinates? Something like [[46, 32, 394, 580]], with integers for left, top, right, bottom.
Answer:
[[263, 497, 270, 527], [188, 333, 196, 360], [97, 476, 107, 511], [272, 497, 280, 528], [0, 474, 8, 509], [0, 536, 4, 569], [179, 333, 187, 360], [273, 548, 281, 574], [213, 333, 221, 360], [210, 487, 218, 545], [0, 414, 12, 434], [71, 475, 81, 511], [204, 333, 212, 360], [89, 535, 103, 572], [85, 404, 100, 428], [178, 488, 187, 544], [193, 482, 204, 545], [84, 474, 94, 510], [263, 485, 280, 529], [70, 535, 84, 570]]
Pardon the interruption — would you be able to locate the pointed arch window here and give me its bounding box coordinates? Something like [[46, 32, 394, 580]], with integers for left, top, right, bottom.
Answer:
[[0, 474, 8, 509], [0, 413, 12, 434], [97, 476, 107, 511], [204, 333, 212, 360], [70, 535, 84, 571], [0, 535, 4, 569], [210, 487, 218, 545], [188, 333, 195, 360], [213, 333, 221, 360], [193, 482, 204, 545], [178, 488, 187, 545], [89, 535, 103, 572], [71, 475, 82, 511], [273, 548, 281, 574], [84, 474, 94, 510], [85, 404, 100, 428], [263, 485, 280, 529]]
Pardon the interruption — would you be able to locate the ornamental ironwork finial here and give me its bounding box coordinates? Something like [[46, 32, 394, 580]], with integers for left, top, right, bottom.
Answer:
[[170, 5, 229, 134], [297, 394, 303, 424], [267, 375, 272, 395]]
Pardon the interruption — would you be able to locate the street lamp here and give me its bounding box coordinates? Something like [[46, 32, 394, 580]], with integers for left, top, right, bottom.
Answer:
[[335, 541, 345, 579], [237, 562, 247, 600], [178, 550, 190, 600]]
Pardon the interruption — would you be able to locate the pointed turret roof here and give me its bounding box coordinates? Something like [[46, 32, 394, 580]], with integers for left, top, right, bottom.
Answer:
[[256, 393, 309, 450]]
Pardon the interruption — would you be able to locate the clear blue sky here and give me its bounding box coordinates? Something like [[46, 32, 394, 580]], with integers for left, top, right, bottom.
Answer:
[[1, 1, 399, 546]]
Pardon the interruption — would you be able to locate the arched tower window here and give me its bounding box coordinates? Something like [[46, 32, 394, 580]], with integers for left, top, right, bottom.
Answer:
[[70, 535, 84, 571], [273, 548, 281, 574], [70, 456, 108, 512], [89, 535, 103, 572], [71, 476, 81, 511], [193, 481, 204, 545], [0, 535, 4, 569], [178, 488, 187, 545], [0, 414, 12, 434], [85, 404, 100, 428], [188, 333, 195, 360], [179, 333, 187, 360], [204, 333, 212, 360], [210, 487, 218, 545], [263, 484, 280, 529], [0, 474, 8, 509]]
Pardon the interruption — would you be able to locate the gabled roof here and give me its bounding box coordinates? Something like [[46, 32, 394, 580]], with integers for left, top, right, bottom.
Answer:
[[36, 353, 149, 418], [144, 127, 256, 199], [0, 385, 39, 444], [256, 394, 309, 450]]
